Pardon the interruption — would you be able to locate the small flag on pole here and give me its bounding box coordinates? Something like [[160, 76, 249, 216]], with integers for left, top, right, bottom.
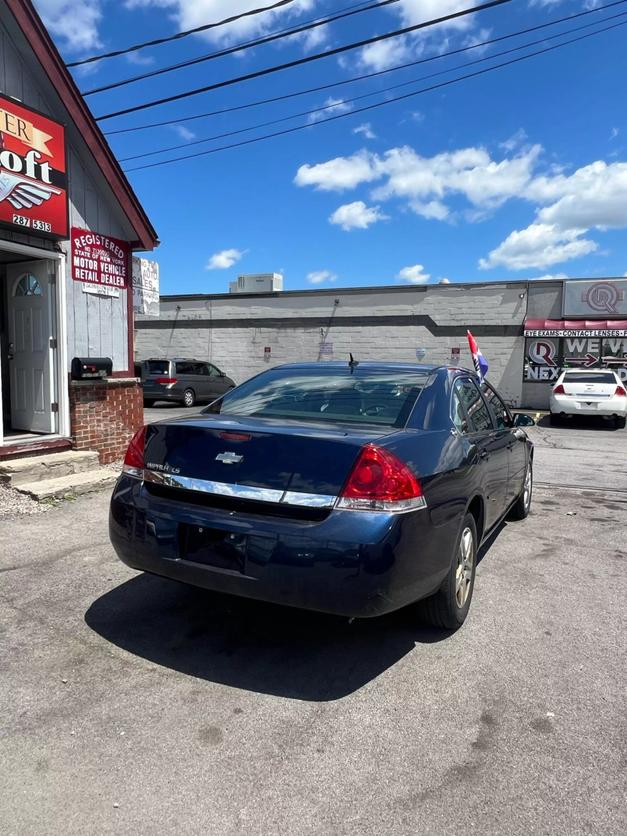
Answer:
[[467, 330, 489, 382]]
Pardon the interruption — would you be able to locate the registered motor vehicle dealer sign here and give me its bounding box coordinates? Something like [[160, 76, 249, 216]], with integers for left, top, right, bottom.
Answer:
[[71, 227, 130, 289], [0, 94, 68, 238]]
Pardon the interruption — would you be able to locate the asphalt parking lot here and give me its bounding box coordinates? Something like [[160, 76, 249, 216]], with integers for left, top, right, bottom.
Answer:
[[1, 417, 625, 835]]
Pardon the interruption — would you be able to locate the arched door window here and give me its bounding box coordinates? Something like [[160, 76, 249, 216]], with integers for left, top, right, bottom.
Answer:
[[14, 273, 43, 297]]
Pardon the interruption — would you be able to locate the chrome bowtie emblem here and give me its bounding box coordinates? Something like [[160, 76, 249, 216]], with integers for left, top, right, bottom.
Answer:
[[215, 451, 244, 465]]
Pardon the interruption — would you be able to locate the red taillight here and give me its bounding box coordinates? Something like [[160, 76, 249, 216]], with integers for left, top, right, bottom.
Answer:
[[155, 377, 177, 385], [219, 431, 252, 442], [337, 444, 426, 512], [615, 385, 627, 397], [553, 384, 565, 395], [123, 426, 146, 472]]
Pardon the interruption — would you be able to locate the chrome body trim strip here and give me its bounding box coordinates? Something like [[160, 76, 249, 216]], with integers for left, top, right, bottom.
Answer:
[[134, 469, 425, 514], [142, 469, 286, 504]]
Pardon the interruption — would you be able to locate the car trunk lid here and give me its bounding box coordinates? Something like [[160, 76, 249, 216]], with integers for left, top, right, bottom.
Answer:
[[143, 415, 396, 500], [562, 374, 617, 400]]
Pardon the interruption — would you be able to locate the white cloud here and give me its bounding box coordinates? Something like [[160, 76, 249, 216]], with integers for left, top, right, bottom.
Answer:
[[307, 270, 337, 284], [125, 0, 316, 46], [358, 36, 415, 72], [529, 273, 568, 281], [439, 277, 451, 284], [329, 201, 388, 231], [308, 97, 352, 124], [206, 248, 245, 270], [296, 142, 627, 272], [500, 128, 528, 153], [397, 264, 431, 284], [353, 123, 377, 140], [479, 225, 598, 271], [409, 199, 449, 220], [357, 0, 484, 70], [610, 127, 619, 140], [126, 51, 155, 66], [34, 0, 103, 53], [294, 150, 379, 192], [483, 159, 627, 270], [296, 145, 541, 211], [171, 125, 196, 141]]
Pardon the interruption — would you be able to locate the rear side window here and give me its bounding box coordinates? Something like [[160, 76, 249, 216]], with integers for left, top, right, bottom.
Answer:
[[563, 372, 617, 383], [175, 361, 203, 375], [455, 378, 493, 433], [214, 368, 428, 428], [481, 383, 512, 429], [146, 361, 170, 376]]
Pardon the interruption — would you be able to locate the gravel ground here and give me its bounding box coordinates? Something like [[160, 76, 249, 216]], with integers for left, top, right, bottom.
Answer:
[[0, 483, 51, 519]]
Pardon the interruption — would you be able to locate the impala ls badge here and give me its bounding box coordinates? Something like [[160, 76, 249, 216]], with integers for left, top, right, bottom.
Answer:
[[216, 451, 244, 465]]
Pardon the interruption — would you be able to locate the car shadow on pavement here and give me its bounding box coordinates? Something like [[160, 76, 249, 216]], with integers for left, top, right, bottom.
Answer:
[[85, 575, 452, 701], [536, 414, 621, 431]]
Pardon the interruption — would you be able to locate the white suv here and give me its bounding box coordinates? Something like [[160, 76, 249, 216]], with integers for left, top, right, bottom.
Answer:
[[550, 369, 627, 429]]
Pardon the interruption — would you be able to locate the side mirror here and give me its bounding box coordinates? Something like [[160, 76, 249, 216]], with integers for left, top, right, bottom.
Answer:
[[218, 370, 226, 378], [513, 413, 535, 427]]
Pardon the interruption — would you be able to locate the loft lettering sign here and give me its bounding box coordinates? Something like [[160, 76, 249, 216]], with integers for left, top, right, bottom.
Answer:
[[0, 95, 68, 238]]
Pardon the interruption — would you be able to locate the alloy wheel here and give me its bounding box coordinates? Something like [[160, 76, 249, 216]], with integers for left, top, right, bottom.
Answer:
[[455, 527, 474, 608], [523, 466, 532, 511]]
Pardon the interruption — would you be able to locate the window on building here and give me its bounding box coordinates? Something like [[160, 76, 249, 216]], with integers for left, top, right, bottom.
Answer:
[[14, 274, 42, 296]]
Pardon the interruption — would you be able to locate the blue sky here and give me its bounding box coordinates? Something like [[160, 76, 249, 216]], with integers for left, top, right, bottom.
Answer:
[[36, 0, 627, 294]]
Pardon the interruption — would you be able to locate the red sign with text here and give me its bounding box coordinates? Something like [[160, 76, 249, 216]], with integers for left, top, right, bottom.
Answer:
[[0, 95, 68, 238], [71, 228, 130, 289]]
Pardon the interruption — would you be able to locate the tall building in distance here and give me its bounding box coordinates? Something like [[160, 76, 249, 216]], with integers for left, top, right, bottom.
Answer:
[[229, 273, 284, 294]]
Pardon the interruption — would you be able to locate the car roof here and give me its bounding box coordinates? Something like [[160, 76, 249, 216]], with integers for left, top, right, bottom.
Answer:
[[273, 361, 477, 377]]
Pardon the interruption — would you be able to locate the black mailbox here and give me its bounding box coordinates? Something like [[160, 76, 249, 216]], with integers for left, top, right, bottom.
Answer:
[[71, 357, 113, 380]]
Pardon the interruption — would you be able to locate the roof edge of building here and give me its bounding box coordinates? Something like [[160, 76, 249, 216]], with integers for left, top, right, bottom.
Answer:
[[6, 0, 159, 251]]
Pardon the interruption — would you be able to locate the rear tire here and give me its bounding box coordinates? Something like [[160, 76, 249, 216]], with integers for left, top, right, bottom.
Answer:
[[419, 513, 477, 630], [183, 388, 196, 407], [143, 399, 155, 408], [509, 461, 533, 521], [616, 416, 626, 430]]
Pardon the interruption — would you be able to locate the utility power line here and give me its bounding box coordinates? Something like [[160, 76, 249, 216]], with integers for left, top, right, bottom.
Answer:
[[125, 20, 626, 172], [67, 0, 302, 67], [83, 0, 403, 96], [118, 12, 627, 163], [95, 0, 511, 121], [105, 0, 627, 139]]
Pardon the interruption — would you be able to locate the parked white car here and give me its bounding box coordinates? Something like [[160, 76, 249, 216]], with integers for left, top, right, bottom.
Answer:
[[550, 369, 627, 429]]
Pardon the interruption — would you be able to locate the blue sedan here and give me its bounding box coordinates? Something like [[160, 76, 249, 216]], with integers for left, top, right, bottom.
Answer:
[[109, 362, 534, 629]]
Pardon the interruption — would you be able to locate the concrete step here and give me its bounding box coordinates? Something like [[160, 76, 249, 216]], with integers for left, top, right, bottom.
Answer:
[[16, 468, 118, 501], [0, 450, 100, 487]]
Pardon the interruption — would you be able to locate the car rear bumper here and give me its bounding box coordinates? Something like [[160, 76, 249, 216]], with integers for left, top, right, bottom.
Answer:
[[109, 475, 457, 618], [142, 386, 181, 403], [550, 394, 627, 417]]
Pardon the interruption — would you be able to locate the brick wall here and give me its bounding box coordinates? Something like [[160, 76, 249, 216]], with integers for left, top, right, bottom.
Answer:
[[69, 379, 143, 464]]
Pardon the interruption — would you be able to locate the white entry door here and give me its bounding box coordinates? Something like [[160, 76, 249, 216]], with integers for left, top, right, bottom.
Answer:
[[6, 261, 55, 433]]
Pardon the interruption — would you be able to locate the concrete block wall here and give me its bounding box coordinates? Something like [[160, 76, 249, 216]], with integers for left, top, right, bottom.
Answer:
[[136, 282, 528, 406]]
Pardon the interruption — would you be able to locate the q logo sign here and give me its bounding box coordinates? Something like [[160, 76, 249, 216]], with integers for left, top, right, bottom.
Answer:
[[528, 339, 557, 366], [582, 282, 623, 314]]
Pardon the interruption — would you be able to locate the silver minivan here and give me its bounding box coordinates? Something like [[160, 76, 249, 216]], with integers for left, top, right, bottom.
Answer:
[[137, 358, 236, 407]]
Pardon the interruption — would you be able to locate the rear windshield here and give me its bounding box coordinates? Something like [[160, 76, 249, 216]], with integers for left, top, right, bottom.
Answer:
[[209, 368, 428, 427], [145, 361, 170, 376], [563, 372, 616, 383]]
